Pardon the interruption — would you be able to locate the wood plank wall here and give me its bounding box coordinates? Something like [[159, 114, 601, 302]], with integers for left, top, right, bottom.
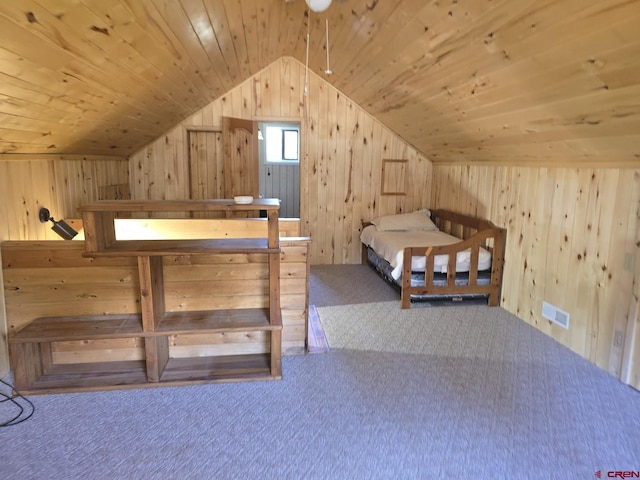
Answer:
[[0, 154, 129, 376], [2, 237, 310, 362], [0, 260, 6, 379], [130, 57, 433, 265], [0, 155, 129, 240], [432, 164, 640, 389]]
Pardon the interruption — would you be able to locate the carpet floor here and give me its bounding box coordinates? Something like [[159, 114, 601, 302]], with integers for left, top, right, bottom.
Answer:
[[2, 266, 639, 479], [2, 345, 639, 479], [314, 301, 640, 477], [317, 301, 539, 357], [309, 264, 400, 307]]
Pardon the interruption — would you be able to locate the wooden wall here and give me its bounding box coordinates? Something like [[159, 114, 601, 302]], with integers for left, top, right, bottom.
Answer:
[[0, 154, 129, 376], [130, 57, 433, 265], [0, 261, 6, 380], [2, 236, 310, 360], [2, 0, 637, 172], [432, 165, 640, 389], [0, 155, 129, 240]]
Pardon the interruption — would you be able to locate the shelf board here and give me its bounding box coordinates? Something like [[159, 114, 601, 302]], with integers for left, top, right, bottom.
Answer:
[[24, 360, 148, 394], [12, 199, 285, 394], [78, 198, 281, 213], [9, 309, 282, 344], [10, 314, 143, 343], [160, 354, 276, 383], [18, 355, 280, 394], [83, 238, 280, 257], [155, 308, 281, 334]]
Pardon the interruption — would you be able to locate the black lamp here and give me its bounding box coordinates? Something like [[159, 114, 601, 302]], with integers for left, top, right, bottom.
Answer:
[[39, 207, 78, 240]]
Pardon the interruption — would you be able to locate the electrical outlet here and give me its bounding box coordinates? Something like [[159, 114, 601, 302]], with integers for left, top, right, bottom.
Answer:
[[614, 330, 624, 347], [542, 301, 570, 329]]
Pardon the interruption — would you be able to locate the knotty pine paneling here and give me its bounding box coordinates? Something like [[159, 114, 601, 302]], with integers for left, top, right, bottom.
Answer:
[[1, 0, 639, 170], [432, 164, 640, 389], [0, 261, 6, 378], [339, 0, 640, 169], [0, 155, 128, 375], [188, 129, 225, 203], [0, 155, 129, 241], [2, 237, 310, 372], [130, 57, 433, 265]]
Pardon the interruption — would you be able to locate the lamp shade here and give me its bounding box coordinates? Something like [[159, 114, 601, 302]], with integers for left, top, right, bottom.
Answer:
[[305, 0, 332, 12]]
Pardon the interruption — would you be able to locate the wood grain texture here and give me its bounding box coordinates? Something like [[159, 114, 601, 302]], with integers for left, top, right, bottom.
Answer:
[[2, 0, 639, 383], [222, 117, 259, 199], [6, 200, 292, 391], [130, 57, 433, 264], [2, 234, 310, 367], [432, 164, 640, 389], [0, 156, 129, 242], [0, 259, 6, 377], [0, 0, 638, 169]]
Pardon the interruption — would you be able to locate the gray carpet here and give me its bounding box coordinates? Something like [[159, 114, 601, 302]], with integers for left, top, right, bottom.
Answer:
[[1, 347, 639, 479], [310, 264, 400, 307], [315, 301, 640, 475], [318, 301, 543, 357], [2, 267, 639, 479]]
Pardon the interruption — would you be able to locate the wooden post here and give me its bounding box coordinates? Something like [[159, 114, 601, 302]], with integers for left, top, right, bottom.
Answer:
[[145, 337, 170, 383], [138, 256, 165, 332]]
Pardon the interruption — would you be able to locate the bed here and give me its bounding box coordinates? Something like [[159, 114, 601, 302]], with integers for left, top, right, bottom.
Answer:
[[360, 209, 506, 309]]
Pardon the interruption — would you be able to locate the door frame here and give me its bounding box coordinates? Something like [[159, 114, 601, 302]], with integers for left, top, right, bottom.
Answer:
[[182, 116, 304, 221]]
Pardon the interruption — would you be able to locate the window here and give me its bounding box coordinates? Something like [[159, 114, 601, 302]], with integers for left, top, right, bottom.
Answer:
[[282, 130, 299, 160], [264, 124, 300, 164]]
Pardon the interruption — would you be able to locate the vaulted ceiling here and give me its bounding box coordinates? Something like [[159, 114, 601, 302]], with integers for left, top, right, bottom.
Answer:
[[1, 0, 639, 166]]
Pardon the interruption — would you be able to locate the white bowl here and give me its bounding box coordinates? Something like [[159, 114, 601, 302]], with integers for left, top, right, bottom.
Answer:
[[233, 195, 254, 205]]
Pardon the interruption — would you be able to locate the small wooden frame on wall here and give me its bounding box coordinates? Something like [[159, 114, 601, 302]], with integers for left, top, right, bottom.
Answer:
[[381, 159, 409, 196]]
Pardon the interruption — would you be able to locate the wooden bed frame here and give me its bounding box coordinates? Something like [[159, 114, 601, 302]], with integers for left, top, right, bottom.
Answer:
[[361, 209, 506, 309]]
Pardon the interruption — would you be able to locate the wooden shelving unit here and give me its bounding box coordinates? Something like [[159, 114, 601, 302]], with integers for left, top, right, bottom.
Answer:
[[9, 199, 283, 394]]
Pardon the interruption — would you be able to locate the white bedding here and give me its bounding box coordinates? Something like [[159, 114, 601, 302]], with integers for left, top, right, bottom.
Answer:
[[360, 225, 492, 280]]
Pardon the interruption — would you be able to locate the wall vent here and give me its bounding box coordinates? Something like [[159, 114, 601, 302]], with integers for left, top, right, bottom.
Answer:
[[542, 301, 570, 329]]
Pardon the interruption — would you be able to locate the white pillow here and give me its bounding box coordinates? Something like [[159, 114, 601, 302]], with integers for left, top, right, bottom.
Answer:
[[371, 209, 438, 232]]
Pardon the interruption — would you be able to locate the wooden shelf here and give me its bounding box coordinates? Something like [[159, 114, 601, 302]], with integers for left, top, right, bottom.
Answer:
[[160, 354, 276, 383], [77, 198, 280, 213], [22, 360, 149, 394], [10, 314, 143, 343], [16, 355, 279, 394], [83, 238, 279, 257], [79, 199, 281, 257], [11, 309, 280, 341], [156, 308, 281, 334], [9, 199, 284, 393]]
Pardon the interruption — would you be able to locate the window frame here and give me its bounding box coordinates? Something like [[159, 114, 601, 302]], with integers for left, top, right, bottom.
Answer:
[[263, 123, 300, 165]]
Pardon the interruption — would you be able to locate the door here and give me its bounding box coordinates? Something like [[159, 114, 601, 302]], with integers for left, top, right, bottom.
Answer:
[[258, 121, 300, 218], [187, 128, 224, 218], [222, 116, 259, 199], [188, 129, 224, 199]]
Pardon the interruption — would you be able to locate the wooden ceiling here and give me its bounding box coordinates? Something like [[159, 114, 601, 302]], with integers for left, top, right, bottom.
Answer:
[[1, 0, 639, 166]]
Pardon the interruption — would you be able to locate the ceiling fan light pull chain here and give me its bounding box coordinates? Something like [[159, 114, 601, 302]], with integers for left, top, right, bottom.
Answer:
[[304, 17, 310, 96], [325, 18, 332, 75]]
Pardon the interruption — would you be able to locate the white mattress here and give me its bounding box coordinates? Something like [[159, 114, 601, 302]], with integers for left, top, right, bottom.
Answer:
[[360, 225, 492, 280]]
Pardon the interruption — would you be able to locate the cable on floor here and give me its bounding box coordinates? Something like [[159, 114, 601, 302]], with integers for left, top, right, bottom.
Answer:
[[0, 378, 35, 427]]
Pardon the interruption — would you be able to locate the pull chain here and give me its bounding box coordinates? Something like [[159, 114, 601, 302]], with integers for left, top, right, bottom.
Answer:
[[325, 18, 332, 75]]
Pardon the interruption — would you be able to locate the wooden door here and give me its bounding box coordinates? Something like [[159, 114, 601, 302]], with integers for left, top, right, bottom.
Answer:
[[188, 128, 224, 218], [222, 117, 259, 199], [188, 129, 224, 200]]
